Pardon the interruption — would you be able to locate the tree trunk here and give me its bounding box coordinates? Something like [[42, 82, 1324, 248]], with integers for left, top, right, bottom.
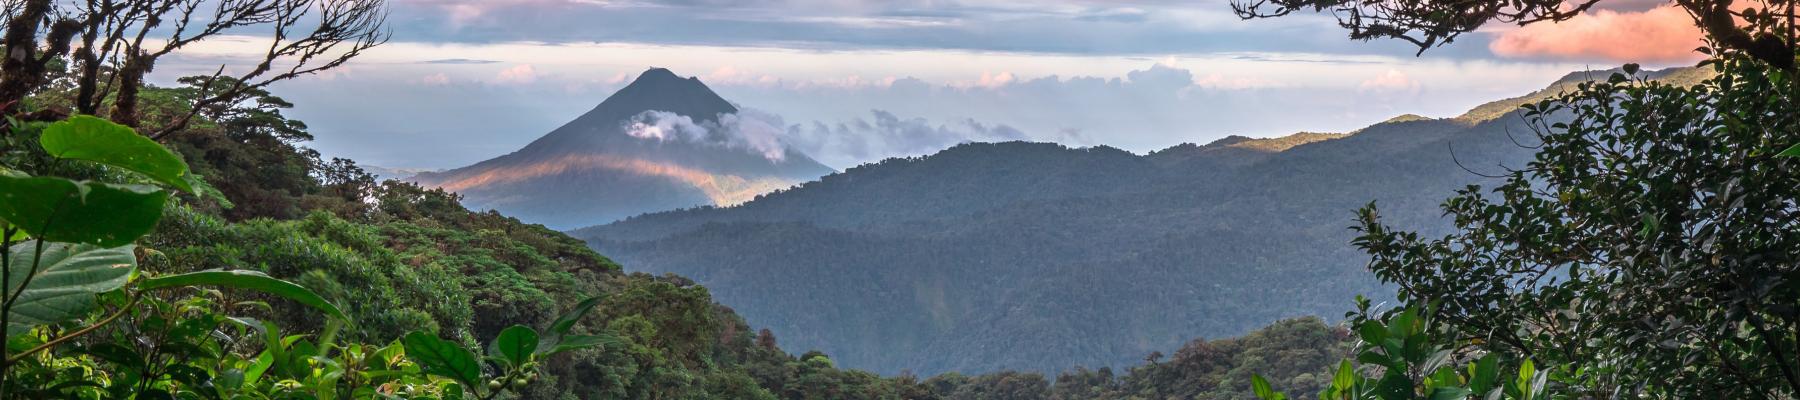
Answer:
[[110, 54, 151, 127], [0, 0, 53, 107]]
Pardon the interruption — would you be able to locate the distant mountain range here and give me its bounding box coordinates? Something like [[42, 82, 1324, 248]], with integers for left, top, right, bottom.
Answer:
[[412, 68, 834, 229], [570, 67, 1713, 375]]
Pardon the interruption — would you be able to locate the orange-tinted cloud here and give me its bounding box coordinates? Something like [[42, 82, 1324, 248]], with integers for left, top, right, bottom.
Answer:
[[426, 153, 792, 207], [1358, 69, 1420, 93], [495, 64, 539, 84], [1489, 4, 1704, 63]]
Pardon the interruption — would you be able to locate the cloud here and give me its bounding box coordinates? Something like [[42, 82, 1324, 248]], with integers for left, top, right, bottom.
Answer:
[[377, 0, 1426, 58], [1358, 69, 1419, 93], [397, 0, 621, 25], [1125, 64, 1197, 89], [624, 110, 792, 161], [623, 111, 701, 141], [706, 66, 781, 86], [783, 110, 1029, 166], [421, 58, 502, 65], [622, 107, 1031, 166], [1074, 7, 1150, 23], [418, 73, 452, 86], [232, 46, 1582, 170], [966, 71, 1017, 89], [1488, 5, 1704, 63], [496, 64, 539, 84]]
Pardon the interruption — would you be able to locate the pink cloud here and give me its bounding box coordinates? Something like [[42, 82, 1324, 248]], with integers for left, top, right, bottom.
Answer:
[[399, 0, 609, 25], [1358, 69, 1420, 93], [496, 64, 538, 84], [418, 72, 452, 86], [955, 71, 1016, 89], [1489, 5, 1705, 63]]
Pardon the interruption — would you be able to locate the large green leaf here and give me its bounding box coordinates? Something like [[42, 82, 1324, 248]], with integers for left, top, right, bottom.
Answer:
[[3, 242, 136, 336], [1428, 387, 1473, 400], [1779, 142, 1800, 158], [491, 325, 538, 368], [1468, 353, 1499, 394], [39, 115, 193, 192], [138, 269, 345, 320], [1374, 371, 1415, 400], [1331, 360, 1356, 392], [0, 176, 168, 247], [403, 331, 482, 387], [1251, 374, 1285, 400]]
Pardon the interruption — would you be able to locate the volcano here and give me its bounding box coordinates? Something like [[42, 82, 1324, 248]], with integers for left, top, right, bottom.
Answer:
[[411, 68, 834, 229]]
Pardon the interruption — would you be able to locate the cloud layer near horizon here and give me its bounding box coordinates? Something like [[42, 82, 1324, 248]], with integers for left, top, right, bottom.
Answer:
[[233, 55, 1589, 170], [135, 0, 1712, 171], [381, 0, 1704, 64]]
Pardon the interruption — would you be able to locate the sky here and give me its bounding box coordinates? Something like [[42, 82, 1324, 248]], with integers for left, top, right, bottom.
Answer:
[[148, 0, 1706, 170]]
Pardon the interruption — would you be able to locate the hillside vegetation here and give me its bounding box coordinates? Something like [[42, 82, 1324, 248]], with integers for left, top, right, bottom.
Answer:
[[0, 66, 1350, 399], [574, 67, 1711, 375]]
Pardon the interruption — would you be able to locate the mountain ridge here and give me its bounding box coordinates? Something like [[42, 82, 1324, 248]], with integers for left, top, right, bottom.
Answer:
[[568, 67, 1706, 375]]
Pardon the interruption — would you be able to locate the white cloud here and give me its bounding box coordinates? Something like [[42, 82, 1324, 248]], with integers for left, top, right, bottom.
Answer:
[[624, 110, 792, 162], [783, 109, 1030, 166]]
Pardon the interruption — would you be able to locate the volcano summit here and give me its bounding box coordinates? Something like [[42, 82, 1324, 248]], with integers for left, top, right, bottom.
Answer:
[[413, 68, 834, 229]]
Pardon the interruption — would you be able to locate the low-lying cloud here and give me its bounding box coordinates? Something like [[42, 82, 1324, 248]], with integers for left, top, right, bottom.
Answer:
[[785, 110, 1033, 167], [625, 110, 791, 162], [623, 108, 1036, 167], [257, 56, 1582, 170]]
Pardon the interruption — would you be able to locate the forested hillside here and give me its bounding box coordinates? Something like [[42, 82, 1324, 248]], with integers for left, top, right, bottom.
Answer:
[[0, 63, 1367, 398], [574, 68, 1713, 375], [7, 0, 1796, 397], [0, 3, 1360, 395]]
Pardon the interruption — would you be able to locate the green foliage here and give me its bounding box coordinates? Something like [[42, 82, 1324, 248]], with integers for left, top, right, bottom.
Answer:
[[1252, 375, 1283, 400], [492, 325, 539, 368], [137, 269, 346, 320], [1245, 14, 1798, 398], [402, 297, 606, 399], [1250, 306, 1546, 400], [574, 69, 1708, 374], [2, 242, 134, 336], [148, 206, 468, 341], [0, 176, 168, 247], [39, 115, 193, 192], [0, 114, 344, 398], [1347, 58, 1800, 397], [404, 331, 484, 389], [3, 73, 1375, 400]]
